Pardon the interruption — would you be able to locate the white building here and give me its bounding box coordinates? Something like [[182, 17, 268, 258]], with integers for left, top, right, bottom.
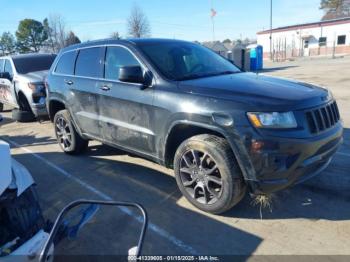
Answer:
[[257, 17, 350, 60]]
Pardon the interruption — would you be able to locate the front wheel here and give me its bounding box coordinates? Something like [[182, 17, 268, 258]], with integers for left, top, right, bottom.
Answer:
[[54, 109, 89, 154], [174, 134, 246, 214], [0, 103, 3, 112]]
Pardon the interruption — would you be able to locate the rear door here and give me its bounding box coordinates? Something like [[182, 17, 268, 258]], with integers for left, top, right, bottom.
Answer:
[[66, 47, 104, 138], [97, 45, 156, 155]]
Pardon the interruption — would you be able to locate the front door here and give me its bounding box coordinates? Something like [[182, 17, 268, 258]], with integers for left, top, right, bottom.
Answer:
[[68, 47, 105, 138], [97, 46, 155, 155]]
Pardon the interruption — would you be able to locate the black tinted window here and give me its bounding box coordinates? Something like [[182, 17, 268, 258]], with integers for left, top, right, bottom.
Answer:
[[75, 47, 104, 78], [13, 55, 56, 74], [337, 35, 346, 45], [319, 37, 327, 46], [105, 46, 140, 80], [55, 51, 76, 75]]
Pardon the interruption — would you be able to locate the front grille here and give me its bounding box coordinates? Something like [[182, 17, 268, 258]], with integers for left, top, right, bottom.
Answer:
[[305, 101, 340, 134]]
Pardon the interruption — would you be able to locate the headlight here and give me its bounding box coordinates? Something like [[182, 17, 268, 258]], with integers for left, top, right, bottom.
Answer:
[[247, 112, 297, 128], [28, 82, 45, 92]]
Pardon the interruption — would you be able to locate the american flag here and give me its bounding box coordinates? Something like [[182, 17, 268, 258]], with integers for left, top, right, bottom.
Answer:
[[211, 8, 217, 17]]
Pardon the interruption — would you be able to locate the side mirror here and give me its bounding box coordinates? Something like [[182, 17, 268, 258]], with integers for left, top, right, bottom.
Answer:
[[119, 66, 145, 84], [0, 72, 12, 81], [39, 199, 148, 262]]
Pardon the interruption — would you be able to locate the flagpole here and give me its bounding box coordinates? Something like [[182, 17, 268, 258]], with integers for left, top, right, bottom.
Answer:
[[211, 0, 215, 41], [212, 17, 215, 41]]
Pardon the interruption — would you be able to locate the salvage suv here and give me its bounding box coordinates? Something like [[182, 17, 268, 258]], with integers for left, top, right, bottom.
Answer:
[[46, 39, 343, 214], [0, 54, 56, 121]]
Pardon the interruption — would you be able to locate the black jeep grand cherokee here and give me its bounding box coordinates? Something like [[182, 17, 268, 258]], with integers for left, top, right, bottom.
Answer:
[[46, 38, 343, 214]]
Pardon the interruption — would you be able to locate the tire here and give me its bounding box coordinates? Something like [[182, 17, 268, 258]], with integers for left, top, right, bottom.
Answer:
[[174, 134, 246, 214], [54, 109, 88, 154], [0, 103, 3, 112], [12, 108, 35, 122]]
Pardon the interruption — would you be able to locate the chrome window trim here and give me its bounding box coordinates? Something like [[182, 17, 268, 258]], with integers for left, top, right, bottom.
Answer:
[[52, 44, 151, 86]]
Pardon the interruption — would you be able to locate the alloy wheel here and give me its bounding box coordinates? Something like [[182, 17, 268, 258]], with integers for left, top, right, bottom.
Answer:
[[179, 149, 223, 205], [55, 116, 72, 150]]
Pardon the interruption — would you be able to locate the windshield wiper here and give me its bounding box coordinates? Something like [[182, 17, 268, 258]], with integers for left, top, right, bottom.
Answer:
[[176, 73, 207, 81], [210, 70, 242, 76], [177, 71, 241, 81]]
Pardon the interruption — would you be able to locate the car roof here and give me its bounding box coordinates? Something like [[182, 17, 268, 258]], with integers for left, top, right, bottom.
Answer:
[[61, 38, 192, 52], [1, 53, 56, 60]]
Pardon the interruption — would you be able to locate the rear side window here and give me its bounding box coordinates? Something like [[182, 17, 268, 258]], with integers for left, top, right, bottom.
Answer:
[[75, 47, 104, 78], [104, 46, 140, 80], [55, 51, 76, 75]]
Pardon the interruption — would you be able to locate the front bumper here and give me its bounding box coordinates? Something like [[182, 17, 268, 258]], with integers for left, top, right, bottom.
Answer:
[[239, 123, 343, 194], [31, 99, 48, 118]]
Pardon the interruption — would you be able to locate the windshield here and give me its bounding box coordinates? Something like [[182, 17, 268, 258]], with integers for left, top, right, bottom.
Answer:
[[13, 55, 56, 74], [137, 41, 241, 81]]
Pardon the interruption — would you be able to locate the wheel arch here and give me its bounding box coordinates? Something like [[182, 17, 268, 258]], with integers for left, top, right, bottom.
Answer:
[[163, 121, 257, 185], [164, 121, 228, 166], [48, 99, 66, 122]]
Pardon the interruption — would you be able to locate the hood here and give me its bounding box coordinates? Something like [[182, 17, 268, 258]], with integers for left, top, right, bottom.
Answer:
[[179, 73, 330, 110], [17, 70, 48, 83], [0, 140, 34, 196]]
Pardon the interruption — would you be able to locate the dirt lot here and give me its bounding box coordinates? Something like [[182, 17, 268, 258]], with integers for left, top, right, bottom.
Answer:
[[1, 56, 349, 260]]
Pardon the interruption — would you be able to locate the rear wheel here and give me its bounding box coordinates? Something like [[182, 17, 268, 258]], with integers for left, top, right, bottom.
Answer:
[[0, 103, 3, 112], [54, 109, 89, 154], [174, 134, 246, 214]]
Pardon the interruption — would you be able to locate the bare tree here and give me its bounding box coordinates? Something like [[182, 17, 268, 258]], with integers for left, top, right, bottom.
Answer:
[[320, 0, 350, 20], [127, 5, 151, 38], [45, 14, 67, 52], [65, 31, 81, 47], [110, 31, 121, 39]]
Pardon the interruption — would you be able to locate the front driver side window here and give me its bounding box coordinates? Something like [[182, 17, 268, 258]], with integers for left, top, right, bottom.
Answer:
[[104, 46, 140, 81]]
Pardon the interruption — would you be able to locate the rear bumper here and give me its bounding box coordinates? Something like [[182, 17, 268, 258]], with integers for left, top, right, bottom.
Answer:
[[243, 123, 343, 194]]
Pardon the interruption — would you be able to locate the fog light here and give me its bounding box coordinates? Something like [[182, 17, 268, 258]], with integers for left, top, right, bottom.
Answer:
[[251, 140, 264, 152]]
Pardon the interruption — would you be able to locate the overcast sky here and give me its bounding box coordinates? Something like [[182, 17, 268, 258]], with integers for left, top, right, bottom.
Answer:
[[0, 0, 324, 42]]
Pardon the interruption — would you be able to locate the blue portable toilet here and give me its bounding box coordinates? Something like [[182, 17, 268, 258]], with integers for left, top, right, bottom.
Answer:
[[248, 44, 263, 71]]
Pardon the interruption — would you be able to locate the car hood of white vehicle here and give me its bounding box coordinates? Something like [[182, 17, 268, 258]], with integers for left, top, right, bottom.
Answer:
[[17, 70, 48, 83], [0, 140, 34, 196]]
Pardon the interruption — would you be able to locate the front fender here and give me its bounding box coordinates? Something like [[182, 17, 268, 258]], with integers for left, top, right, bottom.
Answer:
[[163, 120, 258, 184]]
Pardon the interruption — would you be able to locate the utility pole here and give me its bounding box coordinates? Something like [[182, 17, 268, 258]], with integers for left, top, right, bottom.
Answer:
[[269, 0, 273, 61]]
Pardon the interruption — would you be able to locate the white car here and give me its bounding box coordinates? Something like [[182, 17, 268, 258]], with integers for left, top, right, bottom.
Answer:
[[0, 140, 53, 261], [0, 54, 56, 122]]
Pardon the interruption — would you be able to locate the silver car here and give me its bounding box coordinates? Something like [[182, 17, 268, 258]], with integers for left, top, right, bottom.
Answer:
[[0, 54, 56, 121]]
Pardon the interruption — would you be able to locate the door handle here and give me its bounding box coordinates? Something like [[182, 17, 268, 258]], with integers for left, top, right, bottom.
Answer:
[[64, 79, 74, 85], [100, 85, 111, 91]]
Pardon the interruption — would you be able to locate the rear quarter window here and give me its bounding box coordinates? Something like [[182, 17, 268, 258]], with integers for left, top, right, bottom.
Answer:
[[55, 51, 77, 75], [75, 47, 104, 78]]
